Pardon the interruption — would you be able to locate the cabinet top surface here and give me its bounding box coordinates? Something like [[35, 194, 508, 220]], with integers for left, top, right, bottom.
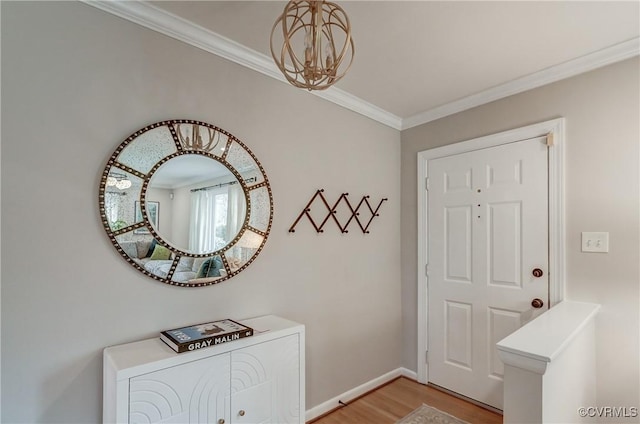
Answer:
[[104, 315, 304, 376]]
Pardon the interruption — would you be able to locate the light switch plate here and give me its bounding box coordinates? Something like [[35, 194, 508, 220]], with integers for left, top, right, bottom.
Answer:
[[581, 232, 609, 253]]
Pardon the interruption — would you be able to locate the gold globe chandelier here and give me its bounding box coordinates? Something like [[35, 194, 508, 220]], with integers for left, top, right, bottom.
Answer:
[[270, 1, 354, 91]]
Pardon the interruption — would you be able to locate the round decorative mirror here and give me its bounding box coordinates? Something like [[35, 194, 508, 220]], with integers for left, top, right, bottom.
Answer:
[[99, 120, 273, 287]]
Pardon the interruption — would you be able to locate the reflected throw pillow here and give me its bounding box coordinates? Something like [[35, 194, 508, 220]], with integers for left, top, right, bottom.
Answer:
[[197, 256, 223, 278], [149, 244, 171, 261], [145, 239, 158, 257]]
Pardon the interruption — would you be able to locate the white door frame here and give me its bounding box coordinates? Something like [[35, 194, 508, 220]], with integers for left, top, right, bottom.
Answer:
[[416, 118, 566, 384]]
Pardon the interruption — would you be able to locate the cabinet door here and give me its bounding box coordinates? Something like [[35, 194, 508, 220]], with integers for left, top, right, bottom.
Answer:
[[230, 334, 300, 424], [129, 352, 230, 424]]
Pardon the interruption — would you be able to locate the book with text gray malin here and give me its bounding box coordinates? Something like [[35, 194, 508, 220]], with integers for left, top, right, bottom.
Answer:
[[160, 319, 253, 353]]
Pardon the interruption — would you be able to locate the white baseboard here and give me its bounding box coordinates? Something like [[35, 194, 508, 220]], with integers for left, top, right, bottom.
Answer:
[[400, 367, 418, 381], [305, 367, 418, 422]]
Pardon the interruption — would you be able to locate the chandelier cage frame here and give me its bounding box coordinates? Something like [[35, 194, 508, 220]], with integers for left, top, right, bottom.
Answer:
[[270, 1, 355, 91]]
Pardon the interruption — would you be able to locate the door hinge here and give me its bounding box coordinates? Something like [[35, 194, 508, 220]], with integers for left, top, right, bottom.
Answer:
[[425, 177, 430, 191], [546, 133, 554, 147], [425, 264, 429, 277], [425, 350, 429, 363]]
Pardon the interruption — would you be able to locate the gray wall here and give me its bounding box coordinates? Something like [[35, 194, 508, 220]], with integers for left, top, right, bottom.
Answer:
[[1, 2, 401, 422], [401, 57, 640, 419]]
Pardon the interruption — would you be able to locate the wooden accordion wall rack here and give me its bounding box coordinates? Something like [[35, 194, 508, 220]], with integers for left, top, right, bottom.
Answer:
[[289, 189, 387, 234]]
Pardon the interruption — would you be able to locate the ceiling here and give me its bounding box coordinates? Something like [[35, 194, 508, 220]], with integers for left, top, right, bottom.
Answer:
[[92, 1, 640, 129], [151, 155, 231, 189]]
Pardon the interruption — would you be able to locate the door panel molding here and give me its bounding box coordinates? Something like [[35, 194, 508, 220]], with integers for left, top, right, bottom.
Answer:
[[416, 118, 565, 384]]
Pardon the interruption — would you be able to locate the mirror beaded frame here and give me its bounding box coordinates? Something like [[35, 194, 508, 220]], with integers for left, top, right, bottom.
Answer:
[[99, 119, 273, 287]]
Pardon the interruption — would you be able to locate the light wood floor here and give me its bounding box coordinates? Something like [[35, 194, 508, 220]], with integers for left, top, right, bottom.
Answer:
[[309, 377, 503, 424]]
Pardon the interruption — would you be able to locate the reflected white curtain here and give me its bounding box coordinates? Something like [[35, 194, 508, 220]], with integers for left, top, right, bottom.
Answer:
[[105, 192, 126, 224], [226, 184, 246, 242], [189, 190, 216, 253], [105, 193, 119, 223]]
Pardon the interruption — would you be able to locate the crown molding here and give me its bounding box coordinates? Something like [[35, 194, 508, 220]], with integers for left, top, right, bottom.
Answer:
[[81, 0, 403, 130], [82, 1, 637, 133], [402, 37, 640, 130], [313, 88, 402, 130]]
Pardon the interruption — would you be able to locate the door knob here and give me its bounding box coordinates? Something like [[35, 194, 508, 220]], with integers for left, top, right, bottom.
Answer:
[[531, 298, 544, 309], [238, 410, 246, 417], [532, 268, 544, 278], [218, 420, 225, 424]]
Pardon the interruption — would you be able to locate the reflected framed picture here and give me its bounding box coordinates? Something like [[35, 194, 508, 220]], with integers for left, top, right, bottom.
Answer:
[[134, 201, 159, 234]]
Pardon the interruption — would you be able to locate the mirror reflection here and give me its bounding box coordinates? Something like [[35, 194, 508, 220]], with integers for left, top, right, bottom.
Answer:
[[104, 170, 143, 231], [100, 119, 273, 287], [147, 155, 247, 254]]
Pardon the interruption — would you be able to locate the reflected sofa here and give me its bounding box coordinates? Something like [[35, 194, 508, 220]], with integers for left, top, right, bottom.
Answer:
[[118, 239, 227, 283]]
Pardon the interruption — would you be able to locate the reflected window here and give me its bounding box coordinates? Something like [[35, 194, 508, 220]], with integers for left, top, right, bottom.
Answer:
[[189, 186, 233, 252], [188, 179, 246, 254], [105, 191, 128, 230]]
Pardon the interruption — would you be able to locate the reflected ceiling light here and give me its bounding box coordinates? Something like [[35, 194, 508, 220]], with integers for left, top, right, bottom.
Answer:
[[270, 1, 354, 91], [107, 173, 132, 190], [115, 179, 132, 190]]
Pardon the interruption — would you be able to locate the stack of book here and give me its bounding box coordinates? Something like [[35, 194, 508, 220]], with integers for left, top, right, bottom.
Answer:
[[160, 319, 253, 353]]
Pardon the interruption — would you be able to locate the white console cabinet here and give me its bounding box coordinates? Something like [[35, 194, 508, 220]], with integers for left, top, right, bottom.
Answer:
[[103, 315, 305, 424]]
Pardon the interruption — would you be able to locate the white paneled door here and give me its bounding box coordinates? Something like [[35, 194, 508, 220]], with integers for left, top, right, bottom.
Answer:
[[427, 136, 549, 410]]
